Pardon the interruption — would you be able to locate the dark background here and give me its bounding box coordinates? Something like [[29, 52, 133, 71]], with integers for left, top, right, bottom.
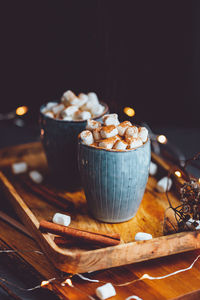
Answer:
[[0, 2, 200, 299], [0, 0, 200, 127]]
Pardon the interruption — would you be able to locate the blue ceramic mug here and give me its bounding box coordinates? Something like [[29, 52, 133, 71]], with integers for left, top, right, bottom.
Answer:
[[40, 102, 108, 189], [78, 138, 151, 222]]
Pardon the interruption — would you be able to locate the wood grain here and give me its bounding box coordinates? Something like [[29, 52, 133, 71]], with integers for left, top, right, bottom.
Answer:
[[0, 142, 199, 275], [1, 214, 200, 299]]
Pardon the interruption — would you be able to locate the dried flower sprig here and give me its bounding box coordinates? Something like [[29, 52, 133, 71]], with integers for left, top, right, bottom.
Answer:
[[165, 152, 200, 233]]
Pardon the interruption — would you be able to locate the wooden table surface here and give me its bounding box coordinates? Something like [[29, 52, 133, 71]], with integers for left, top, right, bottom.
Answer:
[[0, 141, 200, 300], [1, 214, 200, 300]]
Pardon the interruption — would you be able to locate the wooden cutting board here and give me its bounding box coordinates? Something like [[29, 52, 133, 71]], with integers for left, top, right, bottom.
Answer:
[[0, 142, 200, 274]]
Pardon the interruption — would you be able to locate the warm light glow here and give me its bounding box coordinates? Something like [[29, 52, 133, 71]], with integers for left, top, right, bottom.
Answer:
[[41, 280, 49, 287], [40, 129, 44, 136], [16, 106, 28, 116], [157, 135, 167, 144], [141, 274, 150, 280], [199, 178, 200, 184], [175, 170, 182, 178], [62, 278, 74, 287], [123, 107, 135, 117]]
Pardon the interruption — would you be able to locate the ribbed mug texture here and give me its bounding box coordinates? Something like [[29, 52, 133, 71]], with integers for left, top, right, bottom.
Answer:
[[78, 139, 151, 223]]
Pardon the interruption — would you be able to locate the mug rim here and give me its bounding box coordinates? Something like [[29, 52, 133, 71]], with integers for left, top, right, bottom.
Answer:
[[78, 136, 150, 153], [40, 101, 109, 123]]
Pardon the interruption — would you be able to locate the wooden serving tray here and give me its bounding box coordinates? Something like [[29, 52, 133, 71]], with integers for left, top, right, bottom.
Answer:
[[0, 142, 200, 274]]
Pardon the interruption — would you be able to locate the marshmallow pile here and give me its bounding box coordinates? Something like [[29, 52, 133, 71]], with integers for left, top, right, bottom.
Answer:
[[41, 90, 105, 121], [80, 114, 148, 150]]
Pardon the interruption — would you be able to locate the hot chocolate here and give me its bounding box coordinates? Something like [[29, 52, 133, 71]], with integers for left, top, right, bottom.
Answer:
[[79, 113, 148, 151], [41, 90, 105, 121]]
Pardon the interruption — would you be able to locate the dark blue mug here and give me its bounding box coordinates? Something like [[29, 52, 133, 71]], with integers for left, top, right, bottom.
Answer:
[[78, 138, 151, 222], [40, 102, 108, 189]]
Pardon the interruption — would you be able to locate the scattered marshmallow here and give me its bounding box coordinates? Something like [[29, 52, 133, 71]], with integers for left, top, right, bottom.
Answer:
[[156, 176, 172, 193], [149, 161, 158, 176], [186, 218, 200, 230], [103, 114, 120, 126], [117, 121, 132, 136], [93, 128, 102, 141], [125, 126, 138, 139], [99, 137, 116, 150], [135, 232, 153, 241], [29, 170, 43, 184], [138, 127, 148, 143], [80, 130, 94, 145], [12, 162, 28, 174], [100, 125, 118, 139], [52, 104, 65, 115], [113, 139, 128, 150], [53, 213, 71, 227], [126, 137, 143, 149], [96, 283, 116, 300], [86, 119, 101, 131]]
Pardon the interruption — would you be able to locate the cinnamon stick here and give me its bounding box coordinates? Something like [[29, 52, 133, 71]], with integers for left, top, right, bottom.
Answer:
[[39, 220, 120, 247]]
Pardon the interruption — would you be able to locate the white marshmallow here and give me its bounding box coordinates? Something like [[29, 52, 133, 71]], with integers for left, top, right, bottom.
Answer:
[[156, 176, 172, 193], [62, 116, 73, 121], [52, 104, 65, 115], [61, 106, 79, 118], [93, 128, 102, 141], [135, 232, 153, 241], [87, 92, 99, 106], [81, 93, 99, 112], [138, 127, 148, 143], [78, 93, 89, 102], [102, 114, 120, 126], [29, 170, 43, 184], [12, 162, 28, 174], [99, 138, 116, 149], [62, 90, 76, 103], [52, 213, 71, 227], [45, 102, 57, 110], [90, 104, 105, 117], [127, 137, 143, 149], [70, 97, 87, 108], [86, 119, 101, 131], [113, 139, 128, 150], [96, 283, 116, 300], [125, 126, 138, 139], [100, 125, 118, 139], [117, 121, 132, 136], [44, 111, 54, 118], [80, 130, 94, 145], [149, 161, 158, 176], [74, 111, 91, 120], [186, 218, 200, 230]]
